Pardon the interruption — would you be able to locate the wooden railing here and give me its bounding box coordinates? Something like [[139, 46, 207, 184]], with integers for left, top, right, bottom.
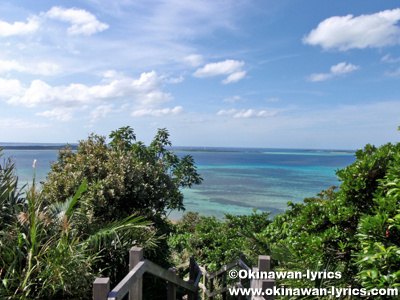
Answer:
[[93, 247, 201, 300], [198, 254, 275, 300], [93, 247, 274, 300]]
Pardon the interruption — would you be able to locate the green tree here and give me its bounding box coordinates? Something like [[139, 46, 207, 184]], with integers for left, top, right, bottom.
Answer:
[[40, 126, 203, 297], [42, 126, 202, 223]]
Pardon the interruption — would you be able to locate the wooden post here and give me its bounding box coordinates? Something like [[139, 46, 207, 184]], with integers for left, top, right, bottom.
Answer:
[[203, 265, 208, 300], [93, 278, 110, 300], [258, 256, 274, 300], [239, 254, 246, 300], [209, 277, 214, 300], [168, 268, 177, 300], [250, 267, 259, 290], [129, 247, 143, 300], [258, 255, 270, 273], [188, 257, 199, 300], [261, 280, 275, 300], [222, 266, 227, 300]]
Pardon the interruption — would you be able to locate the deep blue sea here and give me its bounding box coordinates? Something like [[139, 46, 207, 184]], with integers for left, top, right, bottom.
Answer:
[[1, 146, 356, 220]]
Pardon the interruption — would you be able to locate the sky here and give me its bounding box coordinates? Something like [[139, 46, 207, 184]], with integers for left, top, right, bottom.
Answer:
[[0, 0, 399, 149]]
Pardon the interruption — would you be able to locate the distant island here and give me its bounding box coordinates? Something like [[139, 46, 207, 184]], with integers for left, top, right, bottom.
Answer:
[[0, 143, 78, 150]]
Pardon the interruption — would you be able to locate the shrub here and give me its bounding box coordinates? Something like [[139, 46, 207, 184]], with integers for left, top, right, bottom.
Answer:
[[245, 142, 400, 298], [169, 209, 272, 272]]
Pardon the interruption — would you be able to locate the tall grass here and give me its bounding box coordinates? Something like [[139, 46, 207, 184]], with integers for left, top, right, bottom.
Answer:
[[0, 150, 153, 299]]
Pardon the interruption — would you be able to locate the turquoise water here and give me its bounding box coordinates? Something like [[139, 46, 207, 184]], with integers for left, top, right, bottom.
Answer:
[[2, 148, 356, 221]]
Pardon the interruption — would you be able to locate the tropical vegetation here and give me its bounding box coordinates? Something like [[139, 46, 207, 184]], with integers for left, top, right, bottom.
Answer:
[[1, 127, 400, 299], [169, 142, 400, 299]]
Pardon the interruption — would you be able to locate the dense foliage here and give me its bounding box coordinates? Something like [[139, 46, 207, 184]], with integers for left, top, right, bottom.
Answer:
[[169, 210, 272, 272], [1, 126, 203, 299], [168, 142, 400, 299], [42, 127, 202, 223], [0, 149, 154, 299], [240, 143, 400, 299], [40, 126, 203, 297], [2, 130, 400, 300]]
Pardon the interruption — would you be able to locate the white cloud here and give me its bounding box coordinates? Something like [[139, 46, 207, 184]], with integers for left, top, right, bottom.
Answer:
[[0, 60, 25, 73], [165, 76, 184, 83], [44, 7, 109, 35], [193, 60, 244, 77], [89, 104, 114, 122], [103, 70, 118, 78], [223, 95, 242, 103], [193, 59, 246, 84], [303, 9, 400, 51], [308, 73, 334, 82], [131, 106, 183, 117], [308, 62, 359, 82], [233, 109, 278, 118], [0, 60, 61, 76], [217, 108, 278, 118], [36, 108, 74, 122], [217, 108, 237, 115], [183, 54, 204, 67], [0, 16, 40, 37], [222, 71, 246, 84], [382, 53, 400, 63], [5, 71, 172, 109], [330, 62, 359, 75], [0, 78, 25, 99]]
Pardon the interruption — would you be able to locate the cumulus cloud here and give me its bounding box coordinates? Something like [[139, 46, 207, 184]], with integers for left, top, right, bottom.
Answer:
[[303, 9, 400, 51], [183, 54, 204, 67], [194, 60, 244, 77], [222, 71, 246, 84], [193, 59, 246, 84], [0, 78, 25, 99], [233, 109, 278, 118], [131, 106, 183, 117], [223, 95, 242, 103], [103, 70, 118, 78], [308, 62, 359, 82], [0, 60, 61, 76], [0, 60, 25, 73], [44, 7, 109, 35], [4, 71, 172, 109], [217, 108, 278, 118], [217, 108, 237, 115], [382, 53, 400, 63], [0, 17, 40, 37]]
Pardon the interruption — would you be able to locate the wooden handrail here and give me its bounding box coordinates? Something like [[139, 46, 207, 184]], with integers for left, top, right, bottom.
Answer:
[[108, 261, 147, 300], [93, 248, 201, 300], [146, 260, 199, 292], [94, 249, 273, 300], [207, 260, 239, 279]]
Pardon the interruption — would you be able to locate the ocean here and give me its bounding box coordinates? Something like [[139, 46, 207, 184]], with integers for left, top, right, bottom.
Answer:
[[1, 147, 356, 221]]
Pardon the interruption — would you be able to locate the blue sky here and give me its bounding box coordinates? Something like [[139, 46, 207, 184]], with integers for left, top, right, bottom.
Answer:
[[0, 0, 399, 149]]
